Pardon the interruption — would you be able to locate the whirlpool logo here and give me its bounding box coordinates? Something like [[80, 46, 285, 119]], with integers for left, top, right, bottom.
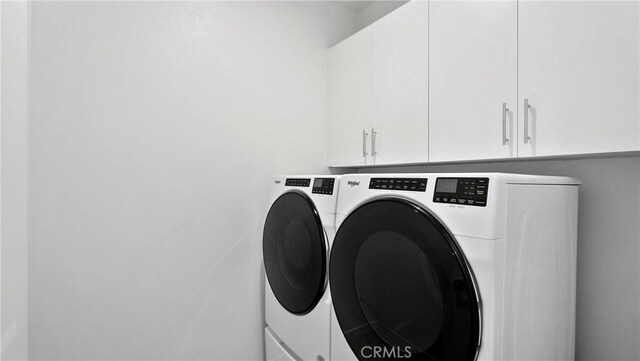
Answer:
[[361, 346, 412, 359], [347, 181, 360, 187]]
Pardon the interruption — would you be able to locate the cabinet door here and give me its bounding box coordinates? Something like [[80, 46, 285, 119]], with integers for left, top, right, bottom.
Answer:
[[429, 0, 517, 162], [371, 1, 429, 165], [518, 1, 640, 157], [328, 28, 372, 166]]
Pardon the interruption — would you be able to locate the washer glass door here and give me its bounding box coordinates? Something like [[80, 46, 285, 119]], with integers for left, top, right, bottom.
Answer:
[[330, 199, 481, 361], [263, 191, 327, 315]]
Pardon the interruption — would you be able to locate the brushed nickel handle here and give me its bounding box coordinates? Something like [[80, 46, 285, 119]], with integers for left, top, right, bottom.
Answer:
[[502, 102, 510, 145], [362, 129, 369, 158], [371, 128, 377, 157], [524, 98, 532, 144]]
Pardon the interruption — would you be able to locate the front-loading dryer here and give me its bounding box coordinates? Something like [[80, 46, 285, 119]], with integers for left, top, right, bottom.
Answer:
[[263, 175, 341, 361], [329, 173, 580, 361]]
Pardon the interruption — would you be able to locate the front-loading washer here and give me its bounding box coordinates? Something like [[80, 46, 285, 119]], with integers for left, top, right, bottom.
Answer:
[[263, 175, 341, 361], [329, 173, 580, 361]]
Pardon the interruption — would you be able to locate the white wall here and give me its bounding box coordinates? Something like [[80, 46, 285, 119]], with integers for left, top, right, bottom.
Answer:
[[27, 2, 354, 359], [346, 155, 640, 361], [1, 2, 29, 360]]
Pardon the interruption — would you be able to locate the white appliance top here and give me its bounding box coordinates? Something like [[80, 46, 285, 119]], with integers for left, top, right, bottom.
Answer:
[[356, 172, 581, 185]]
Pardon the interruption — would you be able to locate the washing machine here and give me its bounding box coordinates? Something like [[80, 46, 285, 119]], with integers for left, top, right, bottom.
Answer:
[[329, 173, 580, 361], [263, 175, 341, 361]]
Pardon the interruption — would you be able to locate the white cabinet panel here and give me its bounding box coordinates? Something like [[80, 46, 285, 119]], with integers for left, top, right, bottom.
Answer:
[[371, 1, 429, 165], [328, 28, 372, 166], [429, 0, 517, 162], [518, 1, 640, 157]]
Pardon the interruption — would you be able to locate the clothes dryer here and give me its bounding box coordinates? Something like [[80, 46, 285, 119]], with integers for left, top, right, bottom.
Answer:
[[329, 173, 579, 361]]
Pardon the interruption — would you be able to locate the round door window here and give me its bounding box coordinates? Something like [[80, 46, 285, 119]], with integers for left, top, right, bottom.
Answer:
[[263, 191, 327, 315], [330, 199, 481, 361]]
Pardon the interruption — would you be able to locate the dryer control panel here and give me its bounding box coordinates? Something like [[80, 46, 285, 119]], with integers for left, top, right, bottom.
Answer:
[[433, 177, 489, 207], [312, 178, 335, 195]]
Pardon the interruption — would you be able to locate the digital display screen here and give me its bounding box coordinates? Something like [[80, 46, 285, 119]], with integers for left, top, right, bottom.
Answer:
[[436, 179, 458, 193], [313, 178, 324, 188]]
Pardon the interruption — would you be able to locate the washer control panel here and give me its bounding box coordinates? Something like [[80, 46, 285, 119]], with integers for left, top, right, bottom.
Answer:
[[369, 178, 428, 192], [312, 178, 335, 195], [285, 178, 311, 187], [433, 177, 489, 207]]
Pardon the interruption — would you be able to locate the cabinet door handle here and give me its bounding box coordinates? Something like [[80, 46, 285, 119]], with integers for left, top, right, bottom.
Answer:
[[524, 98, 532, 144], [362, 129, 369, 158], [371, 128, 377, 157], [502, 102, 510, 145]]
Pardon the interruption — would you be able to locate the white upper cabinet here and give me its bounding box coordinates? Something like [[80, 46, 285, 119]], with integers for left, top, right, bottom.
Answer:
[[328, 0, 639, 167], [429, 0, 518, 162], [328, 2, 428, 166], [371, 1, 429, 165], [328, 28, 372, 166], [518, 1, 640, 157]]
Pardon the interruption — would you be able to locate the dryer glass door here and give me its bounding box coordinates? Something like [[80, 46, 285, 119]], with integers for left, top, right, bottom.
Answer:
[[263, 191, 327, 315], [330, 199, 481, 361]]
